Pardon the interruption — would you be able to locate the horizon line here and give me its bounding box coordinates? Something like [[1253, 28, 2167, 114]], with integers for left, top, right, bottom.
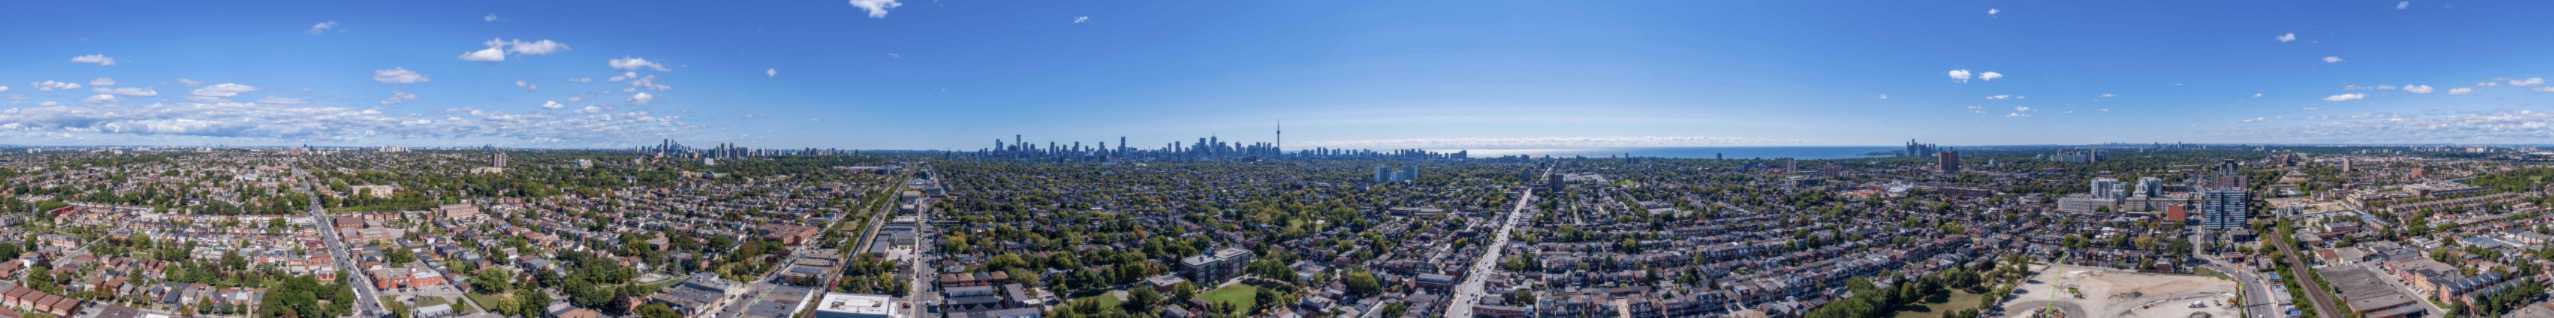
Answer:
[[2, 142, 2548, 152]]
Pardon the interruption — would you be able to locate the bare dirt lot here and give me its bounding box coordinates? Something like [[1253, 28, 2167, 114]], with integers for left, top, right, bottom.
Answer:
[[2002, 264, 2241, 318]]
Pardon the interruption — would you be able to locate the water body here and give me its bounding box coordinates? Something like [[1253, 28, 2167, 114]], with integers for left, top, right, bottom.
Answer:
[[1454, 146, 1898, 160]]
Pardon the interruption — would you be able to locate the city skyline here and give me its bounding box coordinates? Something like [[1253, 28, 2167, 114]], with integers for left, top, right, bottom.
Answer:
[[8, 1, 2554, 149]]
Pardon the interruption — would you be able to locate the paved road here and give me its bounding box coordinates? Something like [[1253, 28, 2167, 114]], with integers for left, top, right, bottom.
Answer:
[[904, 165, 939, 318], [2196, 232, 2278, 318], [298, 170, 389, 317], [2211, 262, 2278, 318], [1444, 166, 1550, 318], [787, 163, 916, 317], [713, 187, 855, 318]]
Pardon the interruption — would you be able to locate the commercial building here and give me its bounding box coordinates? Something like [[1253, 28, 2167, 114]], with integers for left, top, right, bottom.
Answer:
[[1937, 151, 1961, 173], [1180, 248, 1255, 284], [2091, 177, 2123, 199], [2202, 189, 2249, 230], [2201, 160, 2249, 231], [813, 293, 896, 318]]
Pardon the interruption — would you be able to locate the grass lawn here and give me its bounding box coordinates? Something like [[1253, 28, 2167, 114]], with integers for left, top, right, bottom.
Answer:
[[1198, 285, 1263, 315], [1892, 290, 1988, 318], [1072, 292, 1125, 309], [466, 293, 511, 314], [641, 276, 685, 290]]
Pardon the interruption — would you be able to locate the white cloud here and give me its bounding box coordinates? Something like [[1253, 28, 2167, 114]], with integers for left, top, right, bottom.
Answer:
[[372, 67, 431, 84], [1985, 94, 2011, 100], [1966, 105, 1985, 113], [2403, 84, 2434, 94], [2252, 92, 2264, 98], [1876, 94, 1888, 100], [766, 68, 778, 78], [190, 83, 256, 98], [625, 75, 671, 91], [2322, 93, 2366, 102], [2449, 87, 2475, 95], [1946, 69, 1973, 83], [84, 94, 116, 104], [380, 91, 419, 105], [2236, 110, 2554, 143], [2241, 117, 2270, 123], [0, 86, 9, 93], [2005, 106, 2035, 118], [580, 105, 604, 113], [177, 78, 203, 87], [483, 14, 500, 22], [2541, 87, 2554, 93], [2510, 77, 2545, 87], [629, 92, 655, 104], [2322, 56, 2343, 64], [89, 77, 116, 86], [69, 54, 116, 66], [849, 0, 902, 18], [609, 57, 669, 71], [542, 100, 565, 109], [457, 39, 569, 62], [258, 96, 307, 105], [308, 21, 338, 34], [515, 80, 537, 91], [2396, 1, 2411, 10], [505, 39, 570, 55], [2277, 32, 2296, 43], [1978, 71, 2003, 81], [96, 87, 157, 97], [1073, 16, 1090, 24], [1986, 8, 1999, 16], [460, 46, 505, 62], [2098, 92, 2116, 98], [0, 98, 689, 145], [33, 81, 82, 91]]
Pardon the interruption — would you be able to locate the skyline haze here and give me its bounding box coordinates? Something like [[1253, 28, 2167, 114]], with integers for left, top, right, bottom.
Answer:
[[6, 1, 2554, 149]]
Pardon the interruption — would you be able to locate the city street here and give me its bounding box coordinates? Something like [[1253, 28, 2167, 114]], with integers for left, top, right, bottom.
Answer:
[[1444, 166, 1550, 318], [2196, 231, 2278, 318], [299, 169, 389, 317], [711, 189, 847, 318]]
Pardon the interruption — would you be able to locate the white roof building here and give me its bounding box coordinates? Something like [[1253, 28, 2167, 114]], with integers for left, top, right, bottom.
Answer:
[[813, 293, 896, 318]]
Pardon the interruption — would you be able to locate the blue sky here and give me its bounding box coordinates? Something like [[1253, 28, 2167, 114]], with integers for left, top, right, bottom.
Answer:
[[4, 0, 2554, 149]]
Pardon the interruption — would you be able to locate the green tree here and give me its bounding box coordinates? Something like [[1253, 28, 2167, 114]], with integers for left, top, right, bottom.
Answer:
[[24, 266, 55, 293], [1124, 287, 1162, 313], [1344, 270, 1381, 297], [473, 269, 515, 293], [385, 246, 417, 265], [515, 287, 554, 317], [386, 299, 413, 318], [636, 303, 681, 318]]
